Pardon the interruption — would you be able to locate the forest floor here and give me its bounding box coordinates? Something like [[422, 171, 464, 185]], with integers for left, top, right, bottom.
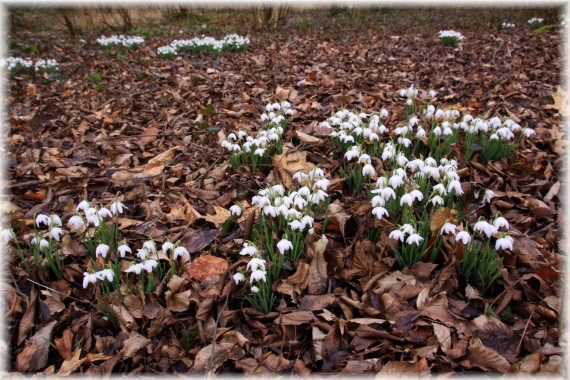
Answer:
[[2, 7, 566, 376]]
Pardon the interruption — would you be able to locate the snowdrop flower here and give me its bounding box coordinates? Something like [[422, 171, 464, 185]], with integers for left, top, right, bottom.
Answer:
[[125, 263, 143, 275], [483, 189, 494, 203], [495, 235, 514, 251], [137, 248, 149, 260], [68, 215, 85, 230], [240, 242, 258, 257], [251, 285, 260, 293], [254, 148, 266, 157], [358, 154, 371, 165], [429, 90, 437, 97], [117, 244, 131, 258], [314, 178, 330, 191], [389, 230, 405, 242], [474, 220, 498, 238], [455, 231, 471, 245], [406, 233, 424, 246], [371, 195, 385, 208], [230, 205, 242, 217], [289, 220, 302, 230], [77, 200, 90, 212], [250, 269, 267, 283], [263, 205, 278, 218], [143, 240, 156, 254], [493, 216, 510, 230], [293, 171, 309, 183], [297, 186, 311, 198], [381, 187, 397, 201], [98, 207, 113, 219], [441, 223, 457, 235], [372, 207, 389, 220], [433, 183, 447, 196], [410, 190, 424, 202], [309, 190, 328, 204], [397, 137, 412, 147], [48, 214, 62, 227], [252, 195, 270, 208], [431, 195, 444, 206], [142, 259, 158, 273], [174, 246, 190, 260], [49, 227, 64, 241], [447, 180, 463, 195], [401, 224, 415, 235], [162, 242, 174, 254], [522, 127, 536, 137], [96, 268, 114, 282], [96, 244, 110, 258], [110, 200, 126, 215], [277, 239, 293, 254], [0, 227, 14, 243], [233, 272, 245, 284], [301, 215, 314, 229], [35, 214, 51, 228], [396, 154, 409, 167], [344, 147, 361, 161], [362, 164, 376, 177], [83, 272, 98, 288], [400, 193, 414, 207], [87, 214, 101, 227], [85, 207, 98, 219], [388, 174, 404, 189]]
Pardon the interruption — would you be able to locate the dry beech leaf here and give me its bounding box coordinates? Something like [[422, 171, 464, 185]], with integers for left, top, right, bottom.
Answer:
[[140, 127, 160, 145], [544, 86, 569, 116], [54, 329, 74, 361], [307, 235, 328, 295], [326, 203, 350, 240], [188, 255, 228, 282], [57, 347, 86, 376], [191, 342, 244, 374], [275, 311, 316, 326], [295, 130, 321, 144], [148, 146, 180, 164], [465, 337, 510, 373], [432, 323, 452, 353], [430, 207, 457, 233], [379, 358, 430, 376], [17, 320, 57, 372], [165, 276, 192, 313], [119, 331, 151, 358], [272, 146, 315, 189], [202, 205, 231, 228]]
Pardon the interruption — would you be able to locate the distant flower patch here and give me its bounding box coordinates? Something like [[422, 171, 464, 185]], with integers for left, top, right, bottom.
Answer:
[[160, 33, 250, 58], [96, 34, 145, 49], [438, 30, 464, 47], [527, 17, 544, 29]]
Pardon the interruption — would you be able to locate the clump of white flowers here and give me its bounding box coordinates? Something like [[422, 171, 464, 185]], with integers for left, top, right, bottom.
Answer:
[[0, 57, 33, 74], [438, 30, 465, 47], [501, 22, 515, 30], [527, 17, 544, 29], [97, 35, 144, 48], [168, 34, 250, 55], [560, 14, 568, 28], [221, 100, 294, 172], [34, 59, 59, 73], [157, 45, 178, 59]]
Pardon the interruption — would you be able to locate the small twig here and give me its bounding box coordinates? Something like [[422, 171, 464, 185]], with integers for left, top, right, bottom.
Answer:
[[196, 156, 223, 188], [26, 278, 93, 305], [515, 311, 534, 355], [8, 180, 46, 189]]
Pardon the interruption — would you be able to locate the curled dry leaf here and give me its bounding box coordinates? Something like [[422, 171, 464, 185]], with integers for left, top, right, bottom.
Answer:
[[165, 275, 192, 313], [464, 337, 510, 373], [202, 205, 231, 228], [16, 320, 57, 372], [274, 262, 310, 301], [191, 342, 244, 374], [119, 331, 151, 358], [57, 347, 86, 376], [272, 146, 315, 189], [188, 255, 228, 282]]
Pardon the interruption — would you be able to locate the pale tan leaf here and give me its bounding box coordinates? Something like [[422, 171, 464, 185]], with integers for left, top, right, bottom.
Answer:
[[202, 205, 231, 228], [119, 331, 151, 358], [295, 130, 321, 144], [57, 347, 86, 376]]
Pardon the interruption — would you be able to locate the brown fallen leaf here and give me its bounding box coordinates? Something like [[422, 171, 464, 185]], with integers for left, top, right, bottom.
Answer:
[[191, 342, 244, 374], [18, 287, 38, 345], [57, 347, 86, 376], [544, 86, 568, 116], [202, 205, 231, 228], [178, 229, 219, 254], [464, 337, 510, 373], [307, 235, 329, 295], [17, 320, 57, 372], [378, 358, 430, 376], [299, 294, 335, 311], [188, 255, 229, 282], [295, 130, 321, 145], [148, 146, 180, 164], [140, 127, 160, 145], [272, 146, 315, 189], [119, 331, 151, 358], [165, 275, 193, 312], [54, 329, 74, 361], [275, 311, 316, 326], [430, 207, 457, 233]]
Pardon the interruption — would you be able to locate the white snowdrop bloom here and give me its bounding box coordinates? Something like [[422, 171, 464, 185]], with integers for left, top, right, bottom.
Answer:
[[462, 114, 473, 123], [277, 205, 290, 217], [233, 272, 245, 284], [310, 190, 328, 204], [380, 109, 389, 118], [406, 233, 424, 246], [298, 186, 312, 198], [83, 272, 99, 288], [240, 242, 258, 257], [396, 154, 409, 167], [173, 246, 190, 260], [87, 214, 101, 227], [489, 117, 502, 128], [268, 111, 276, 119], [407, 159, 424, 172], [227, 133, 237, 140], [301, 215, 314, 229], [362, 164, 376, 177], [314, 178, 330, 191], [381, 143, 396, 161], [376, 176, 388, 189], [277, 239, 293, 254], [251, 285, 260, 293], [431, 195, 444, 206], [447, 180, 463, 195], [368, 132, 379, 142], [441, 222, 457, 235], [96, 268, 114, 282], [230, 205, 242, 217], [409, 116, 419, 127], [474, 220, 498, 238], [344, 147, 361, 161], [432, 126, 442, 136], [443, 127, 453, 136], [495, 235, 514, 251], [0, 227, 15, 243], [68, 215, 85, 230], [162, 242, 174, 254], [85, 207, 98, 219], [358, 154, 371, 165], [254, 148, 266, 157], [35, 214, 51, 228], [372, 206, 389, 220], [410, 190, 424, 202], [371, 195, 385, 208], [381, 187, 397, 201], [137, 248, 149, 260], [400, 224, 415, 235], [125, 263, 143, 275], [143, 240, 156, 254], [435, 109, 444, 120], [271, 184, 285, 196], [77, 200, 91, 212], [142, 259, 158, 273], [400, 193, 414, 207], [388, 174, 405, 189], [497, 127, 514, 140], [289, 220, 302, 230], [416, 128, 427, 138], [49, 214, 62, 227], [287, 209, 302, 220], [293, 171, 308, 182], [429, 90, 437, 97], [433, 183, 447, 196], [389, 229, 405, 242], [263, 206, 278, 218], [98, 208, 113, 219], [483, 189, 494, 203], [292, 196, 307, 210], [406, 98, 413, 106], [238, 130, 247, 138], [260, 113, 269, 122], [493, 216, 510, 230], [252, 195, 270, 208], [231, 144, 241, 152], [250, 269, 267, 283], [399, 89, 407, 97], [455, 231, 471, 245], [48, 227, 64, 241], [397, 137, 412, 147], [117, 244, 131, 258], [110, 200, 126, 215], [96, 244, 110, 258], [522, 128, 536, 137]]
